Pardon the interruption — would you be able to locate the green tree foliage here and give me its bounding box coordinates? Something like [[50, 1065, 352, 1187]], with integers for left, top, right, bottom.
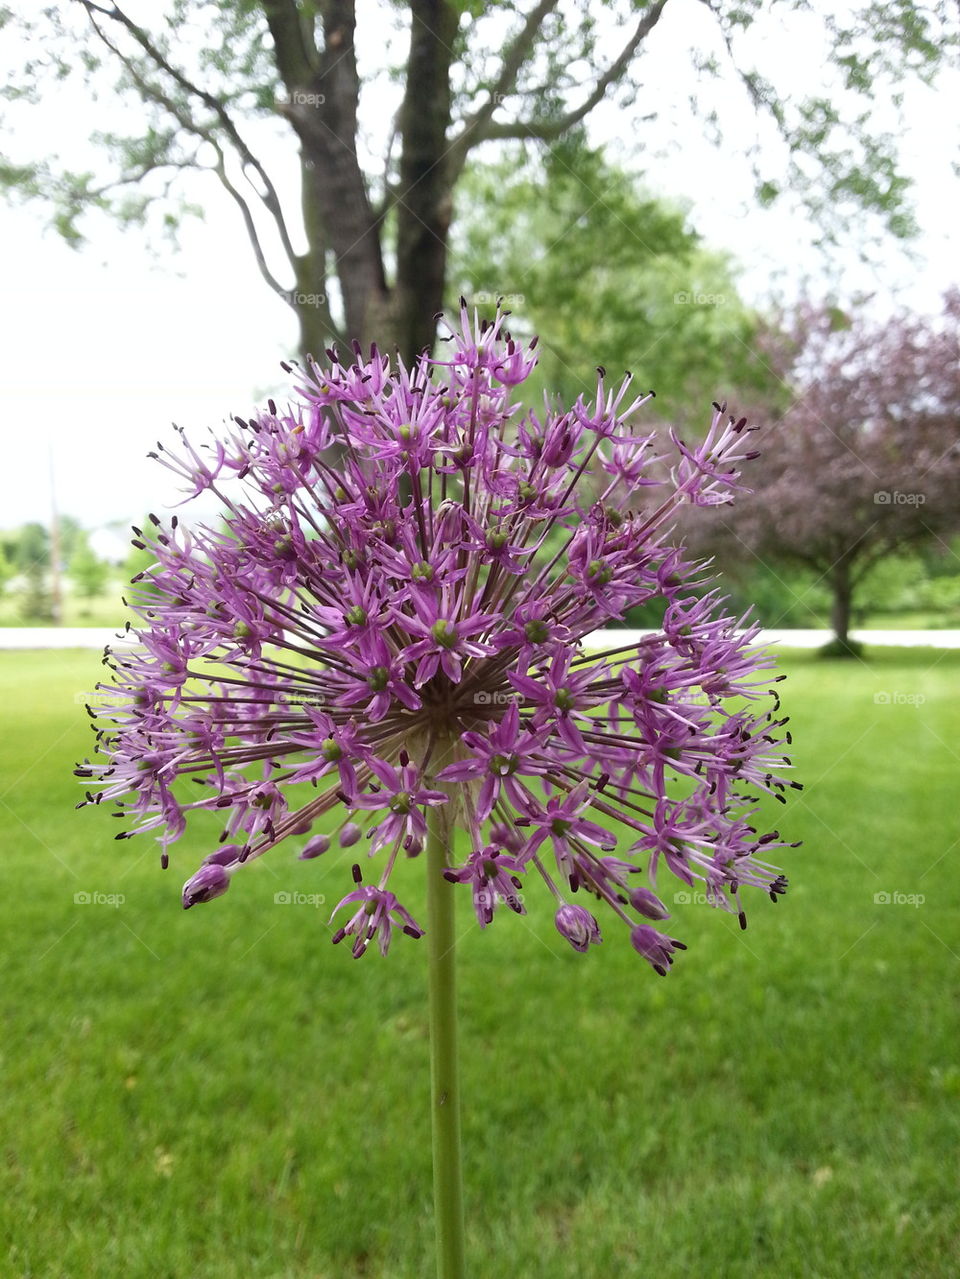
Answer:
[[56, 515, 86, 564], [2, 1, 956, 360], [449, 143, 782, 419], [68, 532, 109, 600], [122, 523, 163, 602], [0, 543, 14, 596], [15, 522, 53, 621]]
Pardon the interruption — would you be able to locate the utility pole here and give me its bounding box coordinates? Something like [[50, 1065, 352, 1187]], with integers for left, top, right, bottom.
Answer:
[[49, 443, 63, 626]]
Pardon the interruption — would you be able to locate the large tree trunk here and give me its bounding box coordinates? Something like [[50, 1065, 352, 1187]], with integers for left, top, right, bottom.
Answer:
[[273, 2, 390, 353], [293, 153, 330, 364], [829, 561, 853, 646], [269, 1, 457, 364], [394, 1, 458, 365], [305, 4, 389, 348]]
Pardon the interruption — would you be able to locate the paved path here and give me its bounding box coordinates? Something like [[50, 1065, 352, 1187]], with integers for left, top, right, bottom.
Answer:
[[589, 628, 960, 650], [2, 626, 960, 650]]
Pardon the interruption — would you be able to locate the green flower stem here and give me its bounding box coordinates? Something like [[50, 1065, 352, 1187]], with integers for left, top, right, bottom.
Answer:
[[426, 796, 466, 1279]]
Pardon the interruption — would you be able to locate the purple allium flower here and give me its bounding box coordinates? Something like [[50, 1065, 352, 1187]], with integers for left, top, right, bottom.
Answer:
[[351, 755, 448, 851], [330, 879, 425, 958], [443, 847, 526, 928], [629, 924, 687, 976], [77, 303, 799, 971]]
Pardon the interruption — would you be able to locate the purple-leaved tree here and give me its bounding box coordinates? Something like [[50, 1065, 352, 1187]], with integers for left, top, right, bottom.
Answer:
[[680, 293, 960, 651]]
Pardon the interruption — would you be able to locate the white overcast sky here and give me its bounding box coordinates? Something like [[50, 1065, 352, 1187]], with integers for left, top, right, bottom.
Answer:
[[1, 0, 957, 536]]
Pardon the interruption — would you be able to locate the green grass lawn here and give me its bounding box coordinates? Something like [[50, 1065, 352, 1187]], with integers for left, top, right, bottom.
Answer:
[[0, 590, 131, 629], [2, 585, 960, 633], [1, 648, 958, 1278]]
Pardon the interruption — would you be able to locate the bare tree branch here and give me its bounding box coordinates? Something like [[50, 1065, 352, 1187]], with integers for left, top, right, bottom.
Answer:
[[210, 145, 287, 300], [454, 0, 669, 149], [78, 1, 300, 272], [80, 157, 200, 202], [392, 0, 460, 356], [447, 0, 559, 180]]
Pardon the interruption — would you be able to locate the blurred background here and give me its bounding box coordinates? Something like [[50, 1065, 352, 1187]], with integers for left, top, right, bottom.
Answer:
[[2, 0, 959, 637]]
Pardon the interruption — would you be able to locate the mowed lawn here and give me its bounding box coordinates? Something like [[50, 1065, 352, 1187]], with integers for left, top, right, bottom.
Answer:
[[1, 648, 958, 1278]]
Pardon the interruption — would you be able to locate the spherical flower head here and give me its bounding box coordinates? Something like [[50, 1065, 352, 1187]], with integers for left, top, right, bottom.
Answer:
[[77, 303, 799, 971]]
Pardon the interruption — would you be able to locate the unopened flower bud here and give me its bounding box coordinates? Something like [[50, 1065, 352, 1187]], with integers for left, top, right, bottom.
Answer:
[[339, 821, 362, 847], [541, 424, 574, 468], [489, 821, 524, 853], [630, 886, 671, 920], [182, 863, 231, 909], [202, 844, 242, 868], [299, 833, 330, 859], [555, 903, 601, 953]]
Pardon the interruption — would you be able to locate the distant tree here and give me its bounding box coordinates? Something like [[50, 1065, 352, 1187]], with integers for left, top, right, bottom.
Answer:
[[16, 522, 54, 621], [68, 532, 110, 600], [682, 294, 960, 651], [122, 522, 162, 601], [450, 144, 784, 418], [56, 515, 85, 563], [0, 543, 14, 596]]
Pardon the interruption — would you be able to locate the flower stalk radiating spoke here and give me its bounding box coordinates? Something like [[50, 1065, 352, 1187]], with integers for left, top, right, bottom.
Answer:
[[77, 301, 799, 1276]]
